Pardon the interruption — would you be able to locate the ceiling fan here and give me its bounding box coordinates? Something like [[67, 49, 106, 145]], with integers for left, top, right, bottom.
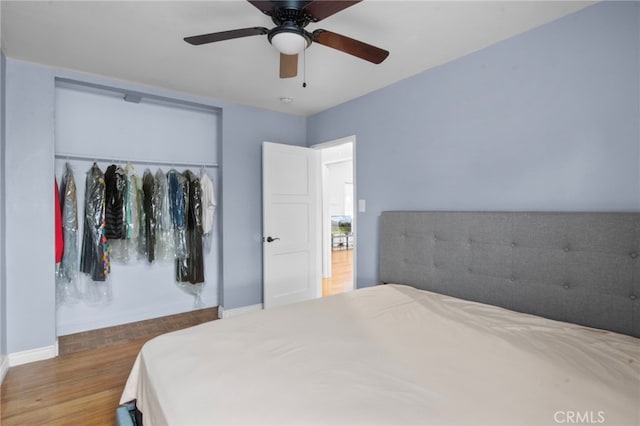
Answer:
[[184, 0, 389, 79]]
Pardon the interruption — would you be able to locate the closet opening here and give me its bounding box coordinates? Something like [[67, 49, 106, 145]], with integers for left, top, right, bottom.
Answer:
[[53, 78, 221, 341]]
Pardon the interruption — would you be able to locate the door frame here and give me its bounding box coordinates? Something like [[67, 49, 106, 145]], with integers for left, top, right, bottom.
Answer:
[[311, 136, 356, 291]]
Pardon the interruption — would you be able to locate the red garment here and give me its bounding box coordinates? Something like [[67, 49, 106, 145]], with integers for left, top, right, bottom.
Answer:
[[55, 179, 64, 263]]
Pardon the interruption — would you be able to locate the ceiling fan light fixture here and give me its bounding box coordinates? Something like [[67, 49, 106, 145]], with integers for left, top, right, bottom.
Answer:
[[268, 25, 310, 55], [184, 1, 390, 79]]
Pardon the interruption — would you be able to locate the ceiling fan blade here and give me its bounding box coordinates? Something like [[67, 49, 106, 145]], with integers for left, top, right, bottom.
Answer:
[[280, 53, 298, 78], [312, 29, 389, 64], [304, 1, 362, 22], [184, 27, 268, 45]]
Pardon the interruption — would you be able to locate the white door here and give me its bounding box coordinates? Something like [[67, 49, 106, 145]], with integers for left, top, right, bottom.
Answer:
[[263, 142, 320, 309]]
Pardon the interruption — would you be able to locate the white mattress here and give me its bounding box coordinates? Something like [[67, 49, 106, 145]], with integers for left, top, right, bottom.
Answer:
[[120, 284, 640, 425]]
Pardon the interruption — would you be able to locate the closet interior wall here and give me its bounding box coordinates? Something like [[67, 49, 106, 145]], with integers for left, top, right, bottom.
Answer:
[[54, 81, 221, 336]]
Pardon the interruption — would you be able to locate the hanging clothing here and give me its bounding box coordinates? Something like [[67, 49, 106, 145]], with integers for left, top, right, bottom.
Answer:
[[104, 165, 126, 239], [176, 170, 205, 284], [200, 171, 216, 235], [80, 163, 110, 281], [168, 169, 188, 259], [55, 179, 64, 264], [142, 169, 157, 263], [123, 164, 140, 261], [59, 163, 78, 283], [135, 171, 147, 260], [187, 170, 205, 284], [112, 164, 141, 262], [154, 169, 175, 262]]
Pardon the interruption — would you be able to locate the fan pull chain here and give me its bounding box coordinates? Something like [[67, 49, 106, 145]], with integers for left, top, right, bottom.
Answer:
[[302, 47, 307, 88]]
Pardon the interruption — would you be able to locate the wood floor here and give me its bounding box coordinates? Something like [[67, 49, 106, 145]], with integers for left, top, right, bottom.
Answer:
[[1, 254, 352, 425], [322, 249, 353, 297], [1, 336, 146, 425], [0, 308, 217, 425]]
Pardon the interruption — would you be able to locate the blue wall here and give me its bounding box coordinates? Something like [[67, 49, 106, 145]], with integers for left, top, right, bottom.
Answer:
[[4, 59, 56, 355], [307, 1, 640, 287], [221, 104, 306, 309]]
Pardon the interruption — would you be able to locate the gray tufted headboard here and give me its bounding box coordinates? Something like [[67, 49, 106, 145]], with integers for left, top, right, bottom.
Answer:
[[379, 211, 640, 337]]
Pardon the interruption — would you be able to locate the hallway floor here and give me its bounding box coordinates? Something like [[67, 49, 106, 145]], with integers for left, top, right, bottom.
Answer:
[[322, 249, 353, 297]]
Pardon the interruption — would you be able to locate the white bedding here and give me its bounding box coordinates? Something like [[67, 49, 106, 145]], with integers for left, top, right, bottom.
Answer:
[[120, 284, 640, 425]]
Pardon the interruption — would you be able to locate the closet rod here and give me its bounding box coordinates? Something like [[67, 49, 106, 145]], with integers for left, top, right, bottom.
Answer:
[[55, 152, 219, 169]]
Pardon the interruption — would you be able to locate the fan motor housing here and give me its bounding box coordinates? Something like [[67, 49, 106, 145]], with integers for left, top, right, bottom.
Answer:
[[271, 6, 311, 28]]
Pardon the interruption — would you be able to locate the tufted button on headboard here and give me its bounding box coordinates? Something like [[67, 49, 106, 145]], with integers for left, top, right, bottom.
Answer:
[[379, 211, 640, 337]]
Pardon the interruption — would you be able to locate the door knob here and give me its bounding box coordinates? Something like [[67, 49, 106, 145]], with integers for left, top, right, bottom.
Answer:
[[265, 236, 280, 243]]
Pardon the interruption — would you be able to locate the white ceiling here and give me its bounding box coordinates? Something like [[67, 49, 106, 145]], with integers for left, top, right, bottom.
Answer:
[[1, 1, 593, 116]]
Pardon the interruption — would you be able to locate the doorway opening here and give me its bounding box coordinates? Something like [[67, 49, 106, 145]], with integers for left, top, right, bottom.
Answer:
[[314, 137, 355, 297]]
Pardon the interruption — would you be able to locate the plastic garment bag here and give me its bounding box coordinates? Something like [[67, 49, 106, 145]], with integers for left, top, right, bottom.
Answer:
[[135, 172, 147, 260], [104, 165, 126, 239], [173, 170, 205, 307], [105, 165, 128, 262], [142, 169, 157, 263], [186, 170, 205, 284], [57, 163, 80, 304], [176, 170, 204, 284], [111, 164, 140, 262], [199, 171, 216, 236], [199, 169, 216, 255], [80, 163, 110, 281], [154, 169, 176, 262], [168, 169, 188, 259], [124, 165, 140, 243]]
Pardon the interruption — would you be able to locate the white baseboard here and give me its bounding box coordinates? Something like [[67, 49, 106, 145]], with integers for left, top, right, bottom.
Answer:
[[220, 303, 263, 319], [8, 343, 58, 367], [0, 355, 9, 384]]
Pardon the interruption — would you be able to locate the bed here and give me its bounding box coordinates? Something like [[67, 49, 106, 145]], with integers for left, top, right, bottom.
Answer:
[[120, 211, 640, 425]]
